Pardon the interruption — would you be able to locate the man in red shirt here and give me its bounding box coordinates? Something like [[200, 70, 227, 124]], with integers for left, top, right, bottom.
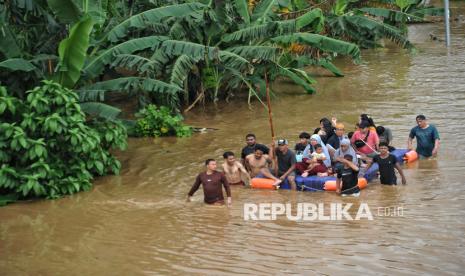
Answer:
[[187, 159, 232, 206]]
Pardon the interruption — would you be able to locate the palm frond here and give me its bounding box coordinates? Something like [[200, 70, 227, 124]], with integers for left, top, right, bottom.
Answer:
[[358, 8, 423, 22], [272, 33, 361, 62], [169, 55, 196, 88], [277, 66, 316, 94], [223, 22, 280, 43], [233, 0, 251, 25], [161, 40, 219, 61], [227, 45, 281, 62], [83, 36, 169, 80], [79, 102, 121, 120], [0, 58, 37, 72], [219, 51, 251, 71], [106, 3, 206, 42], [251, 0, 276, 23], [317, 59, 344, 77], [345, 15, 413, 49], [83, 77, 182, 94]]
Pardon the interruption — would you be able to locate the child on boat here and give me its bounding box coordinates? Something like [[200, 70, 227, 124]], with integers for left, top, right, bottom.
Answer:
[[301, 144, 328, 177]]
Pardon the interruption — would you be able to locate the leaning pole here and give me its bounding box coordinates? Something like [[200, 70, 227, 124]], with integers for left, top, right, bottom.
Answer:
[[444, 0, 451, 46]]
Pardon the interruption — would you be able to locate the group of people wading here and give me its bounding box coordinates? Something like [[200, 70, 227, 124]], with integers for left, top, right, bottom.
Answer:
[[187, 114, 440, 205]]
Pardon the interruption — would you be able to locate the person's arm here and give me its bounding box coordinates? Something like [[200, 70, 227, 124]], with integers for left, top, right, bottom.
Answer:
[[432, 126, 440, 156], [365, 159, 373, 171], [238, 162, 251, 183], [221, 173, 232, 206], [280, 163, 296, 180], [336, 178, 342, 194], [244, 154, 252, 172], [432, 139, 440, 156], [342, 159, 359, 171], [407, 128, 415, 151], [268, 144, 275, 159], [373, 131, 380, 150], [331, 117, 338, 127], [395, 163, 407, 185], [187, 174, 202, 202]]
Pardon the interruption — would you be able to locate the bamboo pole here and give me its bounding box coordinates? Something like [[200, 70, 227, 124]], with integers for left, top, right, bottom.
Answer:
[[264, 69, 278, 175]]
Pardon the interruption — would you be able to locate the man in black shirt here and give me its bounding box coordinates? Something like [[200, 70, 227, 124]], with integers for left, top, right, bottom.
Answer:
[[294, 132, 310, 154], [241, 133, 269, 162], [367, 142, 407, 185], [336, 154, 360, 196]]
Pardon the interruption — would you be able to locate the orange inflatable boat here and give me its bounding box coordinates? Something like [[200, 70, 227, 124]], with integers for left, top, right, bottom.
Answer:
[[324, 178, 368, 191], [403, 150, 418, 163], [250, 178, 280, 190]]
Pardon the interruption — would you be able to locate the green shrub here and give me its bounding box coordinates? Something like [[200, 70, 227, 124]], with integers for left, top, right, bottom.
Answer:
[[134, 104, 192, 137], [0, 80, 127, 200]]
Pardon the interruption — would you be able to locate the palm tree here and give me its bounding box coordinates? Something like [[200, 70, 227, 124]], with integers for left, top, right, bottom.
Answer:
[[79, 0, 361, 114]]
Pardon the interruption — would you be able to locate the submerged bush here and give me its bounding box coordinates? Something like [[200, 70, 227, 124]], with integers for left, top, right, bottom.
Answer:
[[0, 81, 127, 200], [134, 104, 192, 137]]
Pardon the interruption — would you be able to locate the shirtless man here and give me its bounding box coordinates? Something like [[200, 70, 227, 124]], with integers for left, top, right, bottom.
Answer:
[[222, 151, 251, 186], [245, 148, 282, 186]]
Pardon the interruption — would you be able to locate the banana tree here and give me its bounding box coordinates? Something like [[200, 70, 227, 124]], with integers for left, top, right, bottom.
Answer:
[[86, 0, 362, 112], [325, 0, 443, 49]]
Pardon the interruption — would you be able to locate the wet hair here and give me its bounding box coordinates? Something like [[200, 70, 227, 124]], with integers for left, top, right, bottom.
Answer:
[[223, 151, 234, 159], [376, 126, 385, 136], [254, 146, 265, 153], [348, 131, 354, 139], [379, 142, 389, 148], [318, 117, 333, 137], [299, 132, 311, 139], [416, 115, 426, 121], [246, 133, 256, 139], [360, 114, 376, 128], [359, 121, 370, 129], [344, 154, 353, 161], [205, 159, 215, 165], [314, 143, 322, 149]]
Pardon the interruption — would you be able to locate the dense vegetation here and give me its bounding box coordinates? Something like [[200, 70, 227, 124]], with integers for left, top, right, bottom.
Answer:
[[0, 0, 442, 203], [0, 81, 127, 203], [1, 0, 442, 115]]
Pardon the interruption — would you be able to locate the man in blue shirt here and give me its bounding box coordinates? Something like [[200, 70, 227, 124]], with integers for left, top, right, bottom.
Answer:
[[407, 115, 440, 158]]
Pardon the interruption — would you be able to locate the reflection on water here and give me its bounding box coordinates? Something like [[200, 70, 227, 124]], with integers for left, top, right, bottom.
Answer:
[[1, 6, 465, 275]]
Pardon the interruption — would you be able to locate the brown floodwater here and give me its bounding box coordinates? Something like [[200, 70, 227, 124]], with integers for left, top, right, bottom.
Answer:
[[2, 5, 465, 276]]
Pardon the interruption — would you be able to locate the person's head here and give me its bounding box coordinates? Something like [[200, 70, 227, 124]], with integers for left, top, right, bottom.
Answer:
[[360, 114, 376, 127], [310, 134, 321, 146], [376, 126, 385, 136], [320, 118, 332, 131], [223, 151, 235, 164], [343, 154, 353, 167], [254, 148, 264, 159], [416, 115, 427, 128], [340, 138, 351, 152], [379, 142, 389, 154], [245, 134, 256, 146], [205, 159, 217, 171], [359, 121, 369, 134], [314, 144, 323, 153], [335, 123, 345, 137], [299, 132, 311, 145], [347, 131, 354, 140], [277, 139, 288, 152]]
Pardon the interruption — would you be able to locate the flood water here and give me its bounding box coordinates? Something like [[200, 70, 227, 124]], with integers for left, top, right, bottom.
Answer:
[[2, 4, 465, 275]]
